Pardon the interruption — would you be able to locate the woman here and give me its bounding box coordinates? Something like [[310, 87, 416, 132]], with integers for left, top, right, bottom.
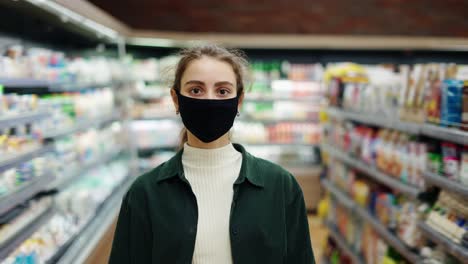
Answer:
[[109, 44, 315, 264]]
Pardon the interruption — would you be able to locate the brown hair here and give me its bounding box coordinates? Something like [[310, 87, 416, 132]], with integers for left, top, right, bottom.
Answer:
[[172, 43, 250, 149]]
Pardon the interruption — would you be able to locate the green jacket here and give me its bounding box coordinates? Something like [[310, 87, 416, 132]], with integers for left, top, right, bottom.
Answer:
[[109, 144, 315, 264]]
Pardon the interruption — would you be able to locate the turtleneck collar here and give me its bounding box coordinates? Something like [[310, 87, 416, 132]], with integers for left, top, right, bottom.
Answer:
[[182, 142, 241, 169]]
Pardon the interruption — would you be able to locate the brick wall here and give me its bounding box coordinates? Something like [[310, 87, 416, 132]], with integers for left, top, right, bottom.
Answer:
[[89, 0, 468, 37]]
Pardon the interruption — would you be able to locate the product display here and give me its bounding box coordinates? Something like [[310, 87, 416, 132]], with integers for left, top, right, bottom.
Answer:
[[0, 197, 52, 247], [328, 159, 424, 247], [51, 123, 124, 187], [36, 88, 115, 133], [0, 155, 51, 197], [325, 63, 468, 130], [0, 46, 130, 84], [0, 36, 136, 263], [2, 159, 130, 264], [323, 62, 468, 264], [0, 93, 39, 117], [424, 191, 468, 245], [326, 119, 427, 188]]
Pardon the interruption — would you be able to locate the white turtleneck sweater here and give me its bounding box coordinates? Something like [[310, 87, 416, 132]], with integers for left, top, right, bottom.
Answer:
[[182, 142, 242, 264]]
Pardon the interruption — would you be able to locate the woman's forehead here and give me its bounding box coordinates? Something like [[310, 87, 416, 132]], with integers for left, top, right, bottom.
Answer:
[[182, 57, 236, 84]]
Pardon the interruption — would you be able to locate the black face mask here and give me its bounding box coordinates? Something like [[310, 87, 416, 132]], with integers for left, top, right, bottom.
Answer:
[[175, 89, 239, 143]]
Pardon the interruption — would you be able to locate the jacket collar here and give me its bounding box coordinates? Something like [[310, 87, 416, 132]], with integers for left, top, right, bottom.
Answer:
[[156, 143, 264, 188]]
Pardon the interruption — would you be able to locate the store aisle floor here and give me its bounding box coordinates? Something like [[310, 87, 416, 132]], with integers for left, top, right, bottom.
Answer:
[[309, 215, 328, 264]]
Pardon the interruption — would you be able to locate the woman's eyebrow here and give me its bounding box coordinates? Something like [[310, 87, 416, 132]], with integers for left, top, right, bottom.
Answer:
[[184, 80, 205, 86], [214, 81, 234, 87]]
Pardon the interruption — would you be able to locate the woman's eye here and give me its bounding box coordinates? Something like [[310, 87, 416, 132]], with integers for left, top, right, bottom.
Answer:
[[190, 87, 202, 95], [218, 88, 230, 95]]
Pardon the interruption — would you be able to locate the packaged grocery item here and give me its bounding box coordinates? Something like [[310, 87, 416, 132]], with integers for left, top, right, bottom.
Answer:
[[441, 79, 463, 127], [387, 131, 400, 176], [425, 64, 442, 124], [427, 141, 443, 175], [461, 147, 468, 186], [415, 143, 427, 188], [463, 84, 468, 131], [441, 142, 460, 181], [396, 134, 409, 182]]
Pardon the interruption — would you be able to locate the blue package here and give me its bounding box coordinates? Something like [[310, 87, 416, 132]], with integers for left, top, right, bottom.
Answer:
[[441, 79, 463, 127]]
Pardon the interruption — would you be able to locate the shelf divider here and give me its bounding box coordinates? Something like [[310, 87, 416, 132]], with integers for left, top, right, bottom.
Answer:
[[418, 221, 468, 264], [0, 144, 54, 173], [0, 111, 50, 129], [423, 171, 468, 198], [326, 107, 467, 145], [0, 172, 56, 216]]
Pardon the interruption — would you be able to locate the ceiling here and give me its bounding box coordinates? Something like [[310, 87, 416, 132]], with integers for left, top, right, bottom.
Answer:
[[88, 0, 468, 37]]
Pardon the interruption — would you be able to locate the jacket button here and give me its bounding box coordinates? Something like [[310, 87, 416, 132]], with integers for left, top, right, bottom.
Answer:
[[189, 227, 196, 234], [232, 227, 238, 236]]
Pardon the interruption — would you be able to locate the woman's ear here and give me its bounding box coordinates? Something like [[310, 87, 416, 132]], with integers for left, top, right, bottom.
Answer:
[[170, 88, 179, 113]]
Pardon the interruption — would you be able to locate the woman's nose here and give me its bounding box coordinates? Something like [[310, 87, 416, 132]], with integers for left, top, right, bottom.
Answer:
[[205, 89, 217, 99]]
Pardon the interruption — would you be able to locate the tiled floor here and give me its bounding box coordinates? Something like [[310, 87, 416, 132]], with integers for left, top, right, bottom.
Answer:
[[308, 215, 328, 264]]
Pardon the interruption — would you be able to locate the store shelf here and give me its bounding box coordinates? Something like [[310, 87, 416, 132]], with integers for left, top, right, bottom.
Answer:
[[43, 113, 120, 139], [423, 171, 468, 198], [326, 221, 364, 264], [53, 148, 124, 190], [55, 175, 135, 264], [321, 143, 422, 198], [0, 111, 50, 129], [418, 222, 468, 264], [49, 82, 113, 92], [323, 179, 421, 264], [0, 78, 113, 91], [321, 178, 355, 210], [0, 78, 50, 88], [326, 107, 468, 145], [0, 205, 55, 260], [420, 124, 467, 146], [0, 144, 54, 173], [327, 107, 420, 134], [0, 172, 56, 216]]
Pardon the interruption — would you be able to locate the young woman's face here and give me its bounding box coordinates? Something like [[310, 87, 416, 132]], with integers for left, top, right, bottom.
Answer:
[[180, 56, 238, 99]]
